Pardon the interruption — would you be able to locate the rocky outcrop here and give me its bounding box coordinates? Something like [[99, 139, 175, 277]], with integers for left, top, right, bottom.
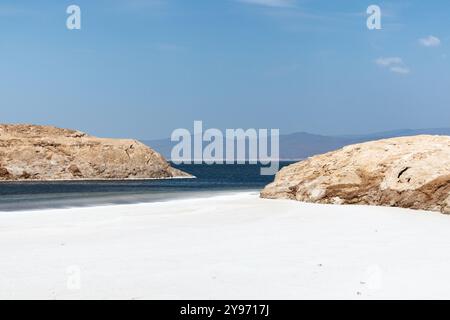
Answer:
[[0, 124, 191, 181], [261, 135, 450, 214]]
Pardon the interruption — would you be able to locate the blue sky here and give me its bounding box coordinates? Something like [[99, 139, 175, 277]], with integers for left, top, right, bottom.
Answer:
[[1, 0, 449, 139]]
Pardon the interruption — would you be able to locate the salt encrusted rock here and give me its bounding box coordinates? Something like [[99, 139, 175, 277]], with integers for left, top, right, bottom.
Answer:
[[261, 135, 450, 214], [0, 124, 191, 181]]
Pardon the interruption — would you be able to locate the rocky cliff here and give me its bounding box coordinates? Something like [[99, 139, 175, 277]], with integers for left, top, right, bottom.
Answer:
[[0, 124, 191, 181], [261, 135, 450, 214]]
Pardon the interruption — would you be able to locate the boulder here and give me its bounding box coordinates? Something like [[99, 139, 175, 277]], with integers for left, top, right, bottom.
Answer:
[[0, 124, 191, 181], [261, 135, 450, 214]]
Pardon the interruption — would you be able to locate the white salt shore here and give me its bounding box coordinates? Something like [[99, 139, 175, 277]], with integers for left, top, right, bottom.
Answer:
[[2, 191, 450, 300]]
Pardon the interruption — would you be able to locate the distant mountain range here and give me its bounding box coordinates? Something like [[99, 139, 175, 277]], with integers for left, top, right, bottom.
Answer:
[[143, 128, 450, 161]]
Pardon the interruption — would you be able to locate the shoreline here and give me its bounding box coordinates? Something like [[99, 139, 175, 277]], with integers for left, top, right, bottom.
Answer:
[[0, 190, 260, 213], [0, 175, 197, 183]]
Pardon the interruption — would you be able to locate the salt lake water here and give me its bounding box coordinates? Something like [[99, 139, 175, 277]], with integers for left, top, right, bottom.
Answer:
[[0, 162, 294, 211]]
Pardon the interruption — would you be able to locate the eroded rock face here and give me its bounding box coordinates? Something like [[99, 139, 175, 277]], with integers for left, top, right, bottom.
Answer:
[[261, 135, 450, 214], [0, 124, 191, 181]]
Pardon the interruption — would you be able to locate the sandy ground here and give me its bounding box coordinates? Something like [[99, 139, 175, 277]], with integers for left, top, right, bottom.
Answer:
[[2, 191, 450, 300]]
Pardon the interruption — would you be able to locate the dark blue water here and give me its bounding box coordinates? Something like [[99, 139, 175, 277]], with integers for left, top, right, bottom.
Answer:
[[0, 162, 293, 211]]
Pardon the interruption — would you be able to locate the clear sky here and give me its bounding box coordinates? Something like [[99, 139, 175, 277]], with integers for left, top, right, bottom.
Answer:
[[1, 0, 449, 139]]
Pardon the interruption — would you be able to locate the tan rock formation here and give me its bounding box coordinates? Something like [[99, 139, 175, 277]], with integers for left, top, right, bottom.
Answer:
[[0, 124, 191, 181], [261, 135, 450, 214]]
